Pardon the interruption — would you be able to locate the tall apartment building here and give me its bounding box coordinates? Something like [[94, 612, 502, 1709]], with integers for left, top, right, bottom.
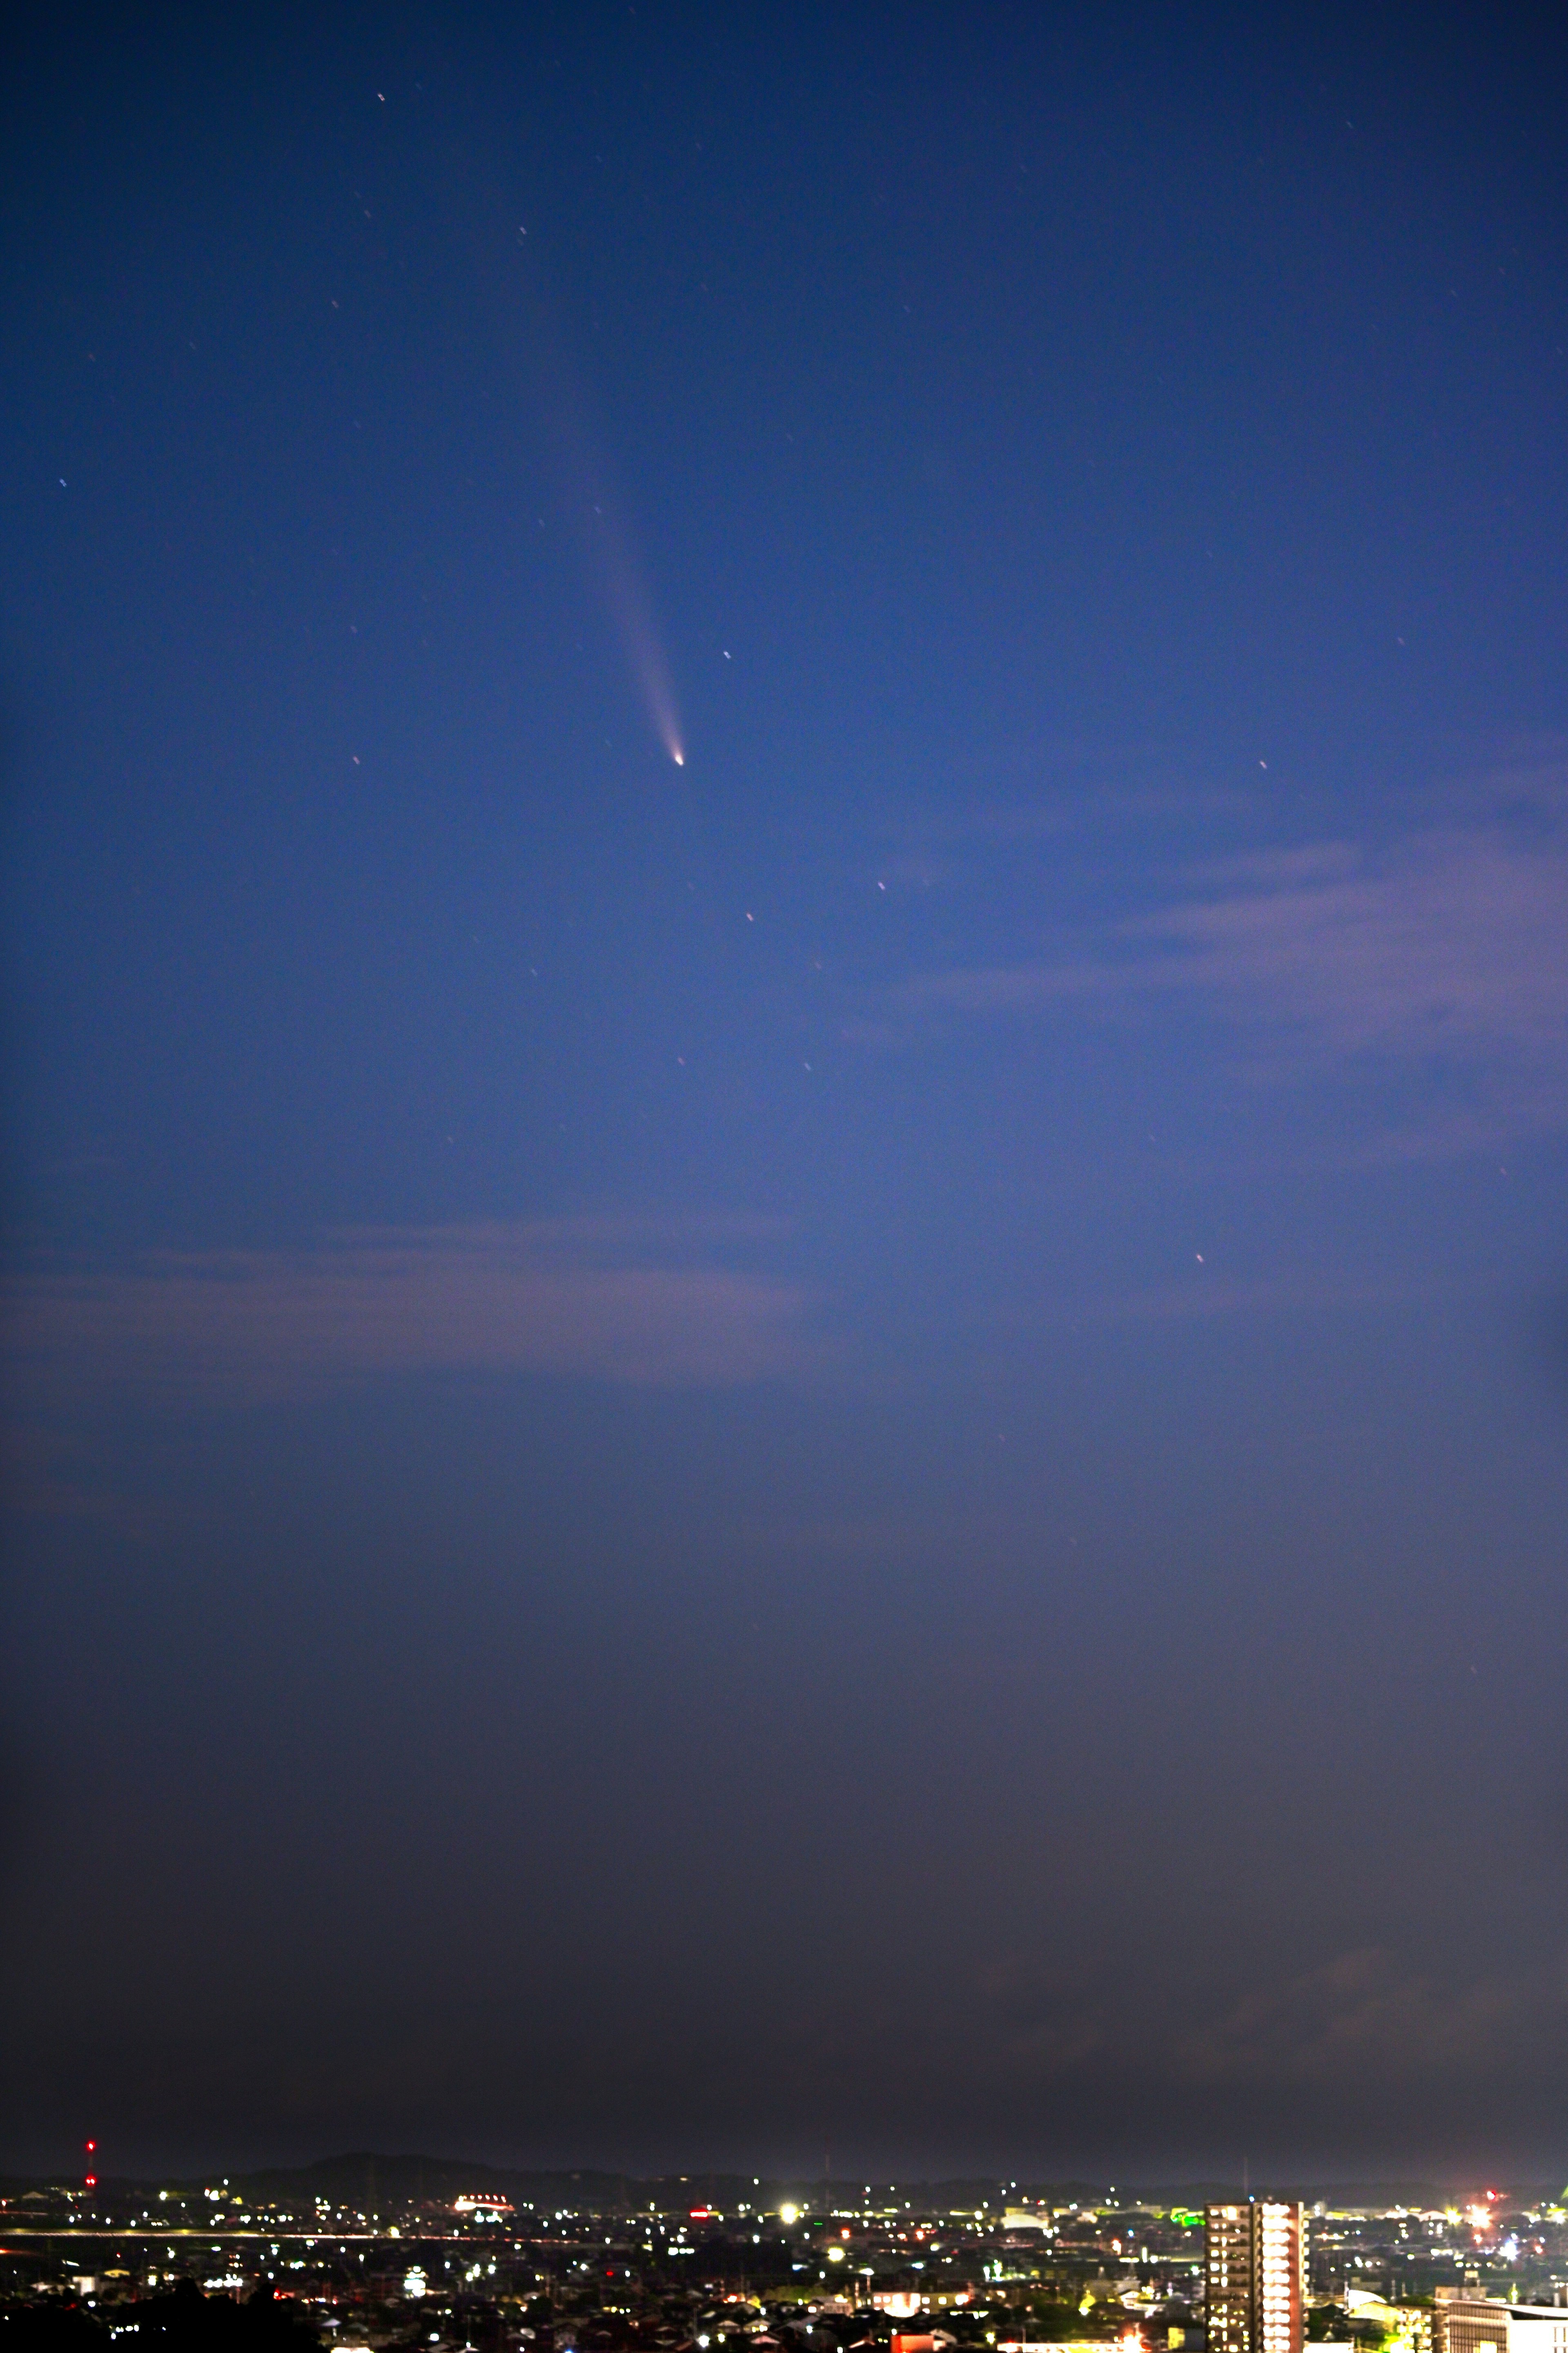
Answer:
[[1205, 2202, 1305, 2353]]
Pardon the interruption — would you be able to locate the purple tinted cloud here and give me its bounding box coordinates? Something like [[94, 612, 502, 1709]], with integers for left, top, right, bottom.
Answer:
[[892, 800, 1568, 1134], [1134, 825, 1568, 1059], [1087, 1270, 1472, 1322], [992, 1941, 1568, 2099], [4, 1220, 819, 1407], [1171, 1943, 1568, 2089]]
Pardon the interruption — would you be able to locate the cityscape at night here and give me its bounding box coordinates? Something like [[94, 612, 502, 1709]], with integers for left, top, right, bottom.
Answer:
[[4, 0, 1567, 2338], [4, 2168, 1568, 2353]]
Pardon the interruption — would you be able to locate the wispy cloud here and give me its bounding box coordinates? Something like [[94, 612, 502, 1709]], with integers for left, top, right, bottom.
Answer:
[[1172, 1945, 1568, 2088], [1087, 1270, 1470, 1323], [887, 794, 1568, 1137], [895, 961, 1114, 1014], [4, 1219, 820, 1409], [991, 1941, 1568, 2099], [1131, 824, 1568, 1062]]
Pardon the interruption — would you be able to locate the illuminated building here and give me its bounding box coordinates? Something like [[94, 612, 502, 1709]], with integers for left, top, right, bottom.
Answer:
[[1205, 2203, 1304, 2353], [452, 2193, 515, 2222], [1432, 2297, 1568, 2353]]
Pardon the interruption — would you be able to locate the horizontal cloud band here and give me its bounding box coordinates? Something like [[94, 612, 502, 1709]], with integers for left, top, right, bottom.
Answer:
[[4, 1222, 817, 1404], [891, 806, 1568, 1139]]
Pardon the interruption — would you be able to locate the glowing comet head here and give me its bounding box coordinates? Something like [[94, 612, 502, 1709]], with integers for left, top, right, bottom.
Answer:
[[672, 748, 684, 766]]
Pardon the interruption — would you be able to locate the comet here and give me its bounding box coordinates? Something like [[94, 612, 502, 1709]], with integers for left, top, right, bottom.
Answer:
[[501, 234, 688, 765], [589, 495, 686, 766]]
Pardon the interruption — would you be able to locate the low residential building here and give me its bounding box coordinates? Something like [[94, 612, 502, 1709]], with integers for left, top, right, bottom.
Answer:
[[1432, 2297, 1568, 2353]]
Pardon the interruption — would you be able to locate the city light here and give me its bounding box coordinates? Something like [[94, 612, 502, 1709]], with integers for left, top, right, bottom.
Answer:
[[5, 2169, 1566, 2350]]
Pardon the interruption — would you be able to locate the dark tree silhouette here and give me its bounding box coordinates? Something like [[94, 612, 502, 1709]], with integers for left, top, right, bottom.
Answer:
[[2, 2286, 319, 2353]]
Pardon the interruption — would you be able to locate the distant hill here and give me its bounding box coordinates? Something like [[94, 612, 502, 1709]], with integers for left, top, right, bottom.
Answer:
[[229, 2154, 644, 2211], [1136, 2181, 1558, 2209], [218, 2159, 1116, 2214], [4, 2157, 1106, 2215], [6, 2156, 1554, 2215]]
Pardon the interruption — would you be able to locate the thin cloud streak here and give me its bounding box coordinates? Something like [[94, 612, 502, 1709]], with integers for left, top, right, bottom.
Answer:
[[1170, 1945, 1568, 2090], [889, 805, 1568, 1136], [993, 1946, 1568, 2101], [4, 1222, 820, 1407], [1085, 1271, 1475, 1324], [1134, 826, 1568, 1060]]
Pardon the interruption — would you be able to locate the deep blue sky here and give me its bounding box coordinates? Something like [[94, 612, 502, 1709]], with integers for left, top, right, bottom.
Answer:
[[3, 1, 1566, 2183]]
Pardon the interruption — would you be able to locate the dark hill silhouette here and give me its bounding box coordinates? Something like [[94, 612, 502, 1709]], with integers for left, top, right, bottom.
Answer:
[[1, 2308, 107, 2353], [1143, 2181, 1452, 2208], [224, 2156, 1117, 2215], [229, 2152, 639, 2211]]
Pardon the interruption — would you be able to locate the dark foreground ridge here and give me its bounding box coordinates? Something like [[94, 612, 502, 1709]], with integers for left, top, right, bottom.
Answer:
[[2, 2281, 316, 2353]]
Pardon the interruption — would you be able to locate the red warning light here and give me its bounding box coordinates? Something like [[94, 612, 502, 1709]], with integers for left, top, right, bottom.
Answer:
[[85, 2177, 98, 2190], [85, 2142, 96, 2155]]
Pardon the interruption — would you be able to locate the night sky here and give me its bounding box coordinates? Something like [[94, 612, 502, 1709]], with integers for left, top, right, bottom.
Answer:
[[3, 2, 1567, 2186]]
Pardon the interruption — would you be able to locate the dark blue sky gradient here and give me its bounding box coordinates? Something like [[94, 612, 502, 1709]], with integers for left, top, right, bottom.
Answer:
[[3, 2, 1566, 2181]]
